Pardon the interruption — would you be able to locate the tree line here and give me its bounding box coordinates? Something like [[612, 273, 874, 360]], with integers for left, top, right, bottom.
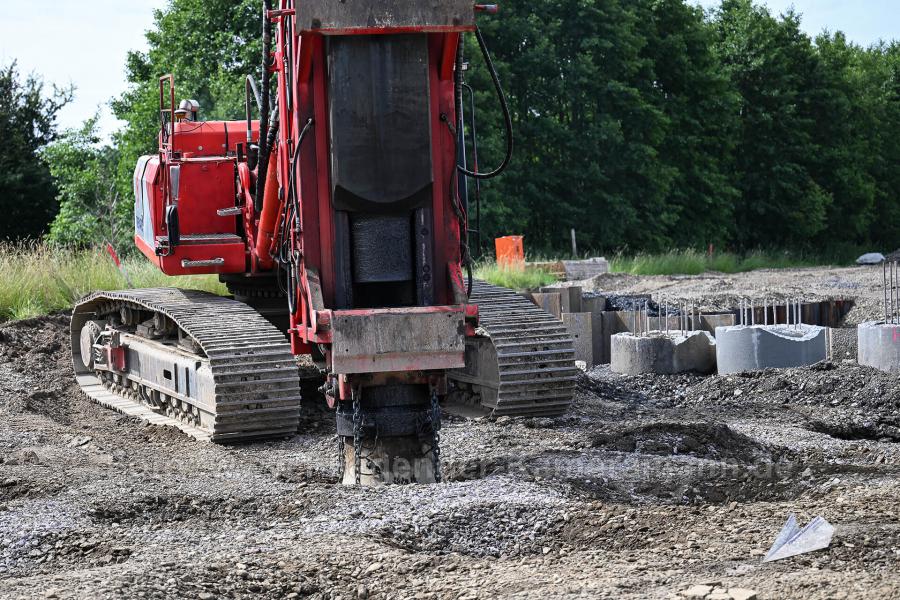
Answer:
[[2, 0, 900, 258]]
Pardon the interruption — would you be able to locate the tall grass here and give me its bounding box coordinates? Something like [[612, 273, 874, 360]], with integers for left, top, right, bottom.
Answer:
[[609, 249, 841, 276], [475, 261, 557, 290], [0, 243, 227, 321]]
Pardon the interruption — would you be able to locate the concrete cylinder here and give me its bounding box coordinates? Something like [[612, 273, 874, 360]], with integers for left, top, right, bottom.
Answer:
[[610, 331, 716, 375], [715, 324, 827, 375], [857, 321, 900, 372]]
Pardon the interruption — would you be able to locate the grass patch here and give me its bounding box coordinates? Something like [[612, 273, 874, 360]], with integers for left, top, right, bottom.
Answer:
[[475, 261, 558, 290], [609, 249, 840, 276], [0, 243, 227, 321]]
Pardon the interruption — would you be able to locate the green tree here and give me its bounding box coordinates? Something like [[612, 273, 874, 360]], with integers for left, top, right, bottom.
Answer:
[[804, 32, 882, 249], [711, 0, 831, 248], [642, 0, 740, 248], [0, 62, 72, 240], [43, 116, 122, 248], [866, 42, 900, 248], [468, 0, 674, 254]]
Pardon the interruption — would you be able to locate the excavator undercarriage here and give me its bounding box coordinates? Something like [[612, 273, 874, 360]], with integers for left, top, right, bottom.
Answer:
[[69, 0, 577, 485]]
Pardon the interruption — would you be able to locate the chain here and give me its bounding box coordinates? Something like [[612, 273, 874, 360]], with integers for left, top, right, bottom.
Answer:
[[336, 433, 345, 481], [352, 389, 362, 485], [430, 388, 442, 483]]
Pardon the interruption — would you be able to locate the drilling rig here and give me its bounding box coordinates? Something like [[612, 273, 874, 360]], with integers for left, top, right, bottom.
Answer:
[[70, 0, 578, 484]]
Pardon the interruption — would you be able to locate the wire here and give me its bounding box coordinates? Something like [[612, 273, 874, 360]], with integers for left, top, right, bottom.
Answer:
[[457, 26, 513, 180], [277, 118, 314, 315]]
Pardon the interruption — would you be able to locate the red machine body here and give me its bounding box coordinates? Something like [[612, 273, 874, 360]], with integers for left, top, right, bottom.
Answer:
[[133, 1, 482, 404]]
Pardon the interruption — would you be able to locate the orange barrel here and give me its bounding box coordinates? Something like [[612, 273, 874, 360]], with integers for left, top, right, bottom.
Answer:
[[495, 235, 525, 268]]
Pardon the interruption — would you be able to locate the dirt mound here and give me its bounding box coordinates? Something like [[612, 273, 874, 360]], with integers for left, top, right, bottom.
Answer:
[[0, 313, 77, 424], [591, 422, 774, 462]]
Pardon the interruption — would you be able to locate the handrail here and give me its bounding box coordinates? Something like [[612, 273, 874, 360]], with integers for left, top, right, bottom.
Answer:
[[158, 74, 175, 149]]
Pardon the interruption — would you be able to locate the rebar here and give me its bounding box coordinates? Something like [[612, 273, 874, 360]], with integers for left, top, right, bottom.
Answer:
[[646, 300, 651, 336], [664, 299, 669, 336], [888, 263, 897, 323]]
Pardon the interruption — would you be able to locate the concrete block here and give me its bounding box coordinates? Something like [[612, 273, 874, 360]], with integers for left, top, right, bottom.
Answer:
[[539, 286, 582, 314], [610, 331, 716, 375], [564, 286, 583, 314], [716, 325, 827, 375], [562, 257, 609, 281], [562, 312, 593, 366], [858, 321, 900, 372], [581, 294, 607, 314], [595, 310, 637, 364], [530, 292, 562, 318], [700, 314, 736, 335], [582, 295, 607, 366]]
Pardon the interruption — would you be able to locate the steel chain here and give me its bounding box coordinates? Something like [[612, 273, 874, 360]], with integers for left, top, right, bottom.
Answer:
[[352, 389, 362, 485], [430, 389, 442, 483]]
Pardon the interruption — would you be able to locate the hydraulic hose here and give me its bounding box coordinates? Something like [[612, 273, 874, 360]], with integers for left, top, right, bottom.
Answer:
[[255, 0, 273, 211], [457, 27, 513, 180], [281, 118, 314, 317]]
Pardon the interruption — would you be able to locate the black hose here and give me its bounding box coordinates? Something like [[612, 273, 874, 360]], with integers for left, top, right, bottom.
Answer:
[[255, 0, 273, 211], [457, 27, 513, 180], [281, 118, 314, 316], [454, 39, 465, 161]]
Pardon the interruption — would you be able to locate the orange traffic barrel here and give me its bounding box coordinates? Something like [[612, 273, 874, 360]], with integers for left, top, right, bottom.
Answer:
[[495, 235, 525, 268]]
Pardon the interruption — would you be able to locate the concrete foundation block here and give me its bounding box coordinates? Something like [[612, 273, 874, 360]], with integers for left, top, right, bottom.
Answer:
[[610, 331, 716, 375], [581, 294, 607, 314], [539, 286, 583, 314], [562, 257, 609, 281], [596, 310, 636, 365], [700, 314, 736, 335], [582, 295, 607, 366], [564, 286, 583, 314], [531, 292, 562, 318], [858, 321, 900, 372], [716, 325, 827, 375], [562, 312, 593, 366]]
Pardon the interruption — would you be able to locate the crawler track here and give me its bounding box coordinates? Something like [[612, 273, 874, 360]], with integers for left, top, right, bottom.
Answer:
[[71, 288, 301, 442], [450, 281, 578, 417]]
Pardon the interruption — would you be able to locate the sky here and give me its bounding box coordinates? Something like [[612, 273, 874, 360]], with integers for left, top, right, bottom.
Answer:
[[0, 0, 167, 137], [695, 0, 900, 45], [1, 1, 898, 139]]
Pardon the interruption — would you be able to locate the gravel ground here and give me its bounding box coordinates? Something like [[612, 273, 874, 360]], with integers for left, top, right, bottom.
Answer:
[[1, 265, 899, 599]]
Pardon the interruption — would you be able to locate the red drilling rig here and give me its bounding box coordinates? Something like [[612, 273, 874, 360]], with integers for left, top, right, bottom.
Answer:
[[71, 1, 577, 484]]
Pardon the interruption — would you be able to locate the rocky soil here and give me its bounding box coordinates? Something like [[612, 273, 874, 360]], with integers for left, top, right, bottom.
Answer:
[[1, 266, 899, 599]]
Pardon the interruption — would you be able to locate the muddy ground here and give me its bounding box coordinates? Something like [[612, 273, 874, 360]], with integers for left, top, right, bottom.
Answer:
[[1, 266, 899, 599]]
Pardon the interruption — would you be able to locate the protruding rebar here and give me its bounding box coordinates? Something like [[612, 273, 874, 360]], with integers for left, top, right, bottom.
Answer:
[[884, 261, 889, 324], [888, 262, 897, 323], [664, 298, 669, 336], [764, 298, 769, 326]]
